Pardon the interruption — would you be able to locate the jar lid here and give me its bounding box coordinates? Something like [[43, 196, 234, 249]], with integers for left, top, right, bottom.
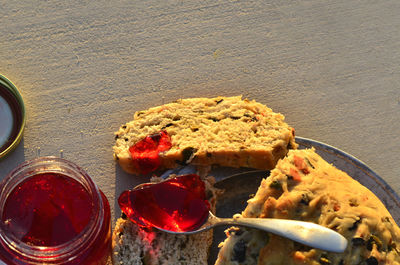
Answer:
[[0, 75, 25, 159]]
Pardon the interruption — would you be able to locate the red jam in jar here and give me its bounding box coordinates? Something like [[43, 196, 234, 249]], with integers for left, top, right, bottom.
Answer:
[[3, 173, 93, 247], [118, 174, 210, 232], [0, 157, 111, 265]]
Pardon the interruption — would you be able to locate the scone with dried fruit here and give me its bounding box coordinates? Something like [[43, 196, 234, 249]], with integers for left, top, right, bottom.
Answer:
[[113, 96, 296, 175], [215, 148, 400, 265]]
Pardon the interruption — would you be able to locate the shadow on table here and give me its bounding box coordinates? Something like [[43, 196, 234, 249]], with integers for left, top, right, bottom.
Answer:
[[0, 139, 25, 181]]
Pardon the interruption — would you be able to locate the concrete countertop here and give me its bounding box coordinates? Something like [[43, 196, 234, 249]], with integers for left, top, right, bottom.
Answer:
[[1, 0, 399, 227]]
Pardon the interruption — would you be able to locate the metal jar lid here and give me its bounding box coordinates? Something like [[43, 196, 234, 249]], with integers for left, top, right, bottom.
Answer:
[[0, 75, 25, 159]]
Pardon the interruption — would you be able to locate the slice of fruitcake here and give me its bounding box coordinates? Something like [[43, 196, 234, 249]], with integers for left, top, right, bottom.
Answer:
[[113, 96, 296, 175], [215, 148, 400, 265], [112, 175, 221, 265]]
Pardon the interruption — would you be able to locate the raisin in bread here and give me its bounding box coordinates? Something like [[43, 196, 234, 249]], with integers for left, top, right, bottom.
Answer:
[[215, 148, 400, 265], [112, 175, 221, 265], [113, 96, 297, 175]]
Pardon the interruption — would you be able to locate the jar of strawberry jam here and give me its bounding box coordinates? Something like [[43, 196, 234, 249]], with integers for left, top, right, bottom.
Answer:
[[0, 157, 111, 265]]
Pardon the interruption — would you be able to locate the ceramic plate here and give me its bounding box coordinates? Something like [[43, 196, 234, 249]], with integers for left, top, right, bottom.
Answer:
[[207, 136, 400, 264]]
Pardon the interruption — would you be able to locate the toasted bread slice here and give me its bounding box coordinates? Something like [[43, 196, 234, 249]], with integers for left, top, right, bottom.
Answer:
[[113, 96, 296, 175]]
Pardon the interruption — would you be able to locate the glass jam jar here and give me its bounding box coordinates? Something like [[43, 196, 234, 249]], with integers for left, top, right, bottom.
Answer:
[[0, 157, 111, 265]]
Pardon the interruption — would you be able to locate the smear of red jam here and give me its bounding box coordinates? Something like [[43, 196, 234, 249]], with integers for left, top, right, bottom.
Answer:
[[2, 173, 93, 247], [129, 131, 172, 174], [118, 174, 210, 232]]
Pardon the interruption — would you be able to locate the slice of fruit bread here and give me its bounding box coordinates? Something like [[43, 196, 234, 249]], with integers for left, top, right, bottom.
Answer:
[[113, 96, 297, 175], [215, 148, 400, 265], [112, 175, 221, 265]]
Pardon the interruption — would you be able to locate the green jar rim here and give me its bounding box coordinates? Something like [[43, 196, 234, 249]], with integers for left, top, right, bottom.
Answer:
[[0, 75, 26, 160]]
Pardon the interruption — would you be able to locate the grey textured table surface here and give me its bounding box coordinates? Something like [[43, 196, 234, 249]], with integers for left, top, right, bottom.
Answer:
[[1, 0, 399, 227]]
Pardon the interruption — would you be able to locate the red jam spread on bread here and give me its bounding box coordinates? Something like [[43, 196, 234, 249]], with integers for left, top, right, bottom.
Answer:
[[118, 174, 210, 232], [129, 131, 172, 174]]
